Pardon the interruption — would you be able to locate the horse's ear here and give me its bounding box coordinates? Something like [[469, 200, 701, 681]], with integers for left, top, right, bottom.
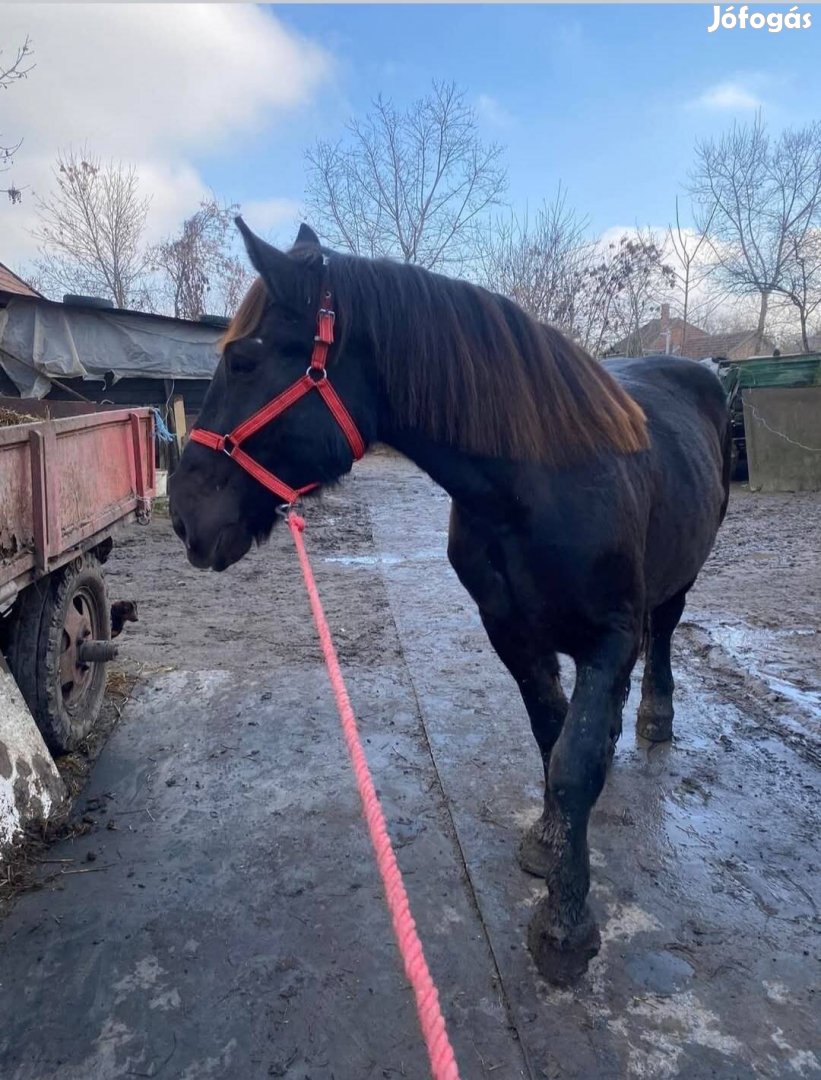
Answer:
[[235, 216, 300, 301], [295, 223, 320, 248]]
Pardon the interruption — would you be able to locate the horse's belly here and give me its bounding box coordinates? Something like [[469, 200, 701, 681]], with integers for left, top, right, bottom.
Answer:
[[643, 462, 726, 607]]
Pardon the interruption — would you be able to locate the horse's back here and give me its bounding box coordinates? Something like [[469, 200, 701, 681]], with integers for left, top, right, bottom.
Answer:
[[604, 355, 727, 428]]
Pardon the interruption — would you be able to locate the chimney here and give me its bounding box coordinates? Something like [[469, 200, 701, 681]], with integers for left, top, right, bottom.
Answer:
[[659, 303, 672, 354]]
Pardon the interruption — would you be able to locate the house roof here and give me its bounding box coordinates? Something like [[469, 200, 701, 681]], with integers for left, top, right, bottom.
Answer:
[[0, 261, 42, 298], [638, 315, 703, 343], [609, 315, 705, 356], [610, 311, 773, 361], [679, 328, 773, 360]]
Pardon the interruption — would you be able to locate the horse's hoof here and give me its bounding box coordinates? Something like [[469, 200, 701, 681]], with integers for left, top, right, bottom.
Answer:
[[527, 901, 601, 987], [637, 706, 673, 743], [517, 819, 553, 879]]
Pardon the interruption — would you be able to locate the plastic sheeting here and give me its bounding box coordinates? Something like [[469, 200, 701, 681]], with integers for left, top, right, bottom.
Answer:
[[0, 296, 222, 398]]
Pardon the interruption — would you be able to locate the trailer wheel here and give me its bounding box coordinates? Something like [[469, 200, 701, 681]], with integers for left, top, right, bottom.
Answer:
[[7, 555, 112, 754]]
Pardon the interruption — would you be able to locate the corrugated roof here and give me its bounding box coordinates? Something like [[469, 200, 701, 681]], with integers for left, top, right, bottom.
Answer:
[[0, 261, 42, 298]]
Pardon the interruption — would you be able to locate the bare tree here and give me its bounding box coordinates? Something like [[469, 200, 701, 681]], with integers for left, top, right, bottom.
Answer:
[[32, 148, 151, 307], [573, 250, 628, 357], [779, 227, 821, 352], [595, 230, 676, 356], [151, 199, 252, 320], [477, 186, 590, 335], [666, 196, 727, 347], [305, 81, 507, 273], [690, 113, 821, 351], [478, 210, 676, 358], [1, 36, 34, 204], [219, 252, 255, 317]]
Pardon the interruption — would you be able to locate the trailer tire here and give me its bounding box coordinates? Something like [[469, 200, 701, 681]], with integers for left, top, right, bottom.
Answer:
[[7, 556, 111, 754]]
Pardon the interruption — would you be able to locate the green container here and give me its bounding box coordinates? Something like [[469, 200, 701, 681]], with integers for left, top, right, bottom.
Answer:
[[718, 353, 821, 393]]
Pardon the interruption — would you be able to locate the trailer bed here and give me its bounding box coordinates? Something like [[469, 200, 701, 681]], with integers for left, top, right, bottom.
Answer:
[[0, 400, 155, 608]]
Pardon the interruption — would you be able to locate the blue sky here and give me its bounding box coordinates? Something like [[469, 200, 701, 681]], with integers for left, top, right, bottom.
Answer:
[[202, 3, 821, 241], [3, 3, 819, 272]]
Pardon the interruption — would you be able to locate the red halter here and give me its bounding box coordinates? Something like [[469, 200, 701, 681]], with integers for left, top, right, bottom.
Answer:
[[190, 285, 366, 506]]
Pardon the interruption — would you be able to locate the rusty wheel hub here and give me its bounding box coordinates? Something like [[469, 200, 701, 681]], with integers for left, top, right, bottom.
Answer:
[[60, 590, 101, 705]]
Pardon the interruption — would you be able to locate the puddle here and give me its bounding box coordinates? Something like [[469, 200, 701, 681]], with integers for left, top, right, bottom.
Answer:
[[323, 549, 442, 567], [624, 949, 695, 996], [688, 616, 821, 720]]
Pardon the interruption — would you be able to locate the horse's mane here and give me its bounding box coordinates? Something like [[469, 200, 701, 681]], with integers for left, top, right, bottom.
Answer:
[[218, 276, 267, 352], [220, 256, 649, 467]]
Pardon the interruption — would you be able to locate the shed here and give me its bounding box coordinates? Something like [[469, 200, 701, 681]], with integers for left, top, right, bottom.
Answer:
[[0, 286, 225, 463], [718, 353, 821, 491]]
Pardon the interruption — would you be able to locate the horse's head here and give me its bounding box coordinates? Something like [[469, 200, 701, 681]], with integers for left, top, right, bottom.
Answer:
[[168, 221, 374, 571]]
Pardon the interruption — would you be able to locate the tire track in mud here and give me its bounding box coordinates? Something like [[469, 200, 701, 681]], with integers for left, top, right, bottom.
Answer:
[[677, 620, 821, 769]]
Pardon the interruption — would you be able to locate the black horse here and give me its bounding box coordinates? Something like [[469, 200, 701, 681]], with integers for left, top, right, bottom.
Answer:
[[169, 221, 731, 986]]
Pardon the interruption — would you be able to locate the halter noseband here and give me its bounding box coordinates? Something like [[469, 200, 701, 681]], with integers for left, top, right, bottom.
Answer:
[[189, 281, 366, 506]]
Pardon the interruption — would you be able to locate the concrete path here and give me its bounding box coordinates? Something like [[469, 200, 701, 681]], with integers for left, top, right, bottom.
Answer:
[[0, 454, 818, 1080]]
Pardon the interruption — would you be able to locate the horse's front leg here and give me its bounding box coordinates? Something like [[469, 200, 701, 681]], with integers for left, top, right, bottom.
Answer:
[[528, 630, 639, 987], [479, 614, 569, 878]]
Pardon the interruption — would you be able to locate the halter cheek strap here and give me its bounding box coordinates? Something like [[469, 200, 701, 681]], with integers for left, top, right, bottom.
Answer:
[[190, 287, 366, 505]]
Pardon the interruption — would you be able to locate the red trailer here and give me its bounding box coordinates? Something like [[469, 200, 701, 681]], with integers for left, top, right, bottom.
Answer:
[[0, 398, 155, 753]]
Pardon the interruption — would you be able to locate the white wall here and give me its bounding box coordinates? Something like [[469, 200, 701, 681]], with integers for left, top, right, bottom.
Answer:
[[0, 656, 65, 863]]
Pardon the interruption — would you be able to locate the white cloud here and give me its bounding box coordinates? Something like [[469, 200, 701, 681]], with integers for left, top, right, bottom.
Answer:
[[689, 80, 763, 111], [240, 197, 303, 244], [476, 93, 515, 129], [136, 161, 213, 246], [598, 225, 647, 250], [0, 4, 332, 270]]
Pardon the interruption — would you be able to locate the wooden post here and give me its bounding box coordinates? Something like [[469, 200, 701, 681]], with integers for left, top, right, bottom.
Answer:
[[171, 395, 187, 456]]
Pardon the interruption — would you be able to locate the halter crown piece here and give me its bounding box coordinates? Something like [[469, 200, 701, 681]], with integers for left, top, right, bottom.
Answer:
[[190, 281, 366, 505]]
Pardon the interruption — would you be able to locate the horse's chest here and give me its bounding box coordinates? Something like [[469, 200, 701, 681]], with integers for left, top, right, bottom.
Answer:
[[448, 522, 570, 626]]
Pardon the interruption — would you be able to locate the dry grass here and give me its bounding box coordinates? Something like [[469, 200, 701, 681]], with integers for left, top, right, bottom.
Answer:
[[0, 406, 40, 427], [0, 816, 97, 909], [0, 661, 146, 911], [106, 667, 137, 703]]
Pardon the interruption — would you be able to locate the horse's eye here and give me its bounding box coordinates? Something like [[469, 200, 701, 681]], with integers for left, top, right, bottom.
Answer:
[[226, 339, 265, 377], [228, 353, 256, 376]]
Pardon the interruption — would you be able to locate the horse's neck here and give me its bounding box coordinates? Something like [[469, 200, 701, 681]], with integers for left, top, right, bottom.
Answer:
[[382, 427, 512, 516]]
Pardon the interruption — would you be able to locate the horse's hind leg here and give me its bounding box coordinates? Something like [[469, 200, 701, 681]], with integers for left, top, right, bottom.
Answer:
[[479, 614, 568, 878], [637, 584, 691, 742]]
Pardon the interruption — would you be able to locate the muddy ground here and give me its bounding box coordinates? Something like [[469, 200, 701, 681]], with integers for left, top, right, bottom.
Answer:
[[0, 451, 819, 1080]]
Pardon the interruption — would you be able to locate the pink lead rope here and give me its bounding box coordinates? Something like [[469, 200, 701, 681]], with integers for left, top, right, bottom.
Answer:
[[287, 512, 462, 1080]]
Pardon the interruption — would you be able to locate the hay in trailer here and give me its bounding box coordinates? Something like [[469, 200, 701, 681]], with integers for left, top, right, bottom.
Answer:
[[0, 406, 39, 427]]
